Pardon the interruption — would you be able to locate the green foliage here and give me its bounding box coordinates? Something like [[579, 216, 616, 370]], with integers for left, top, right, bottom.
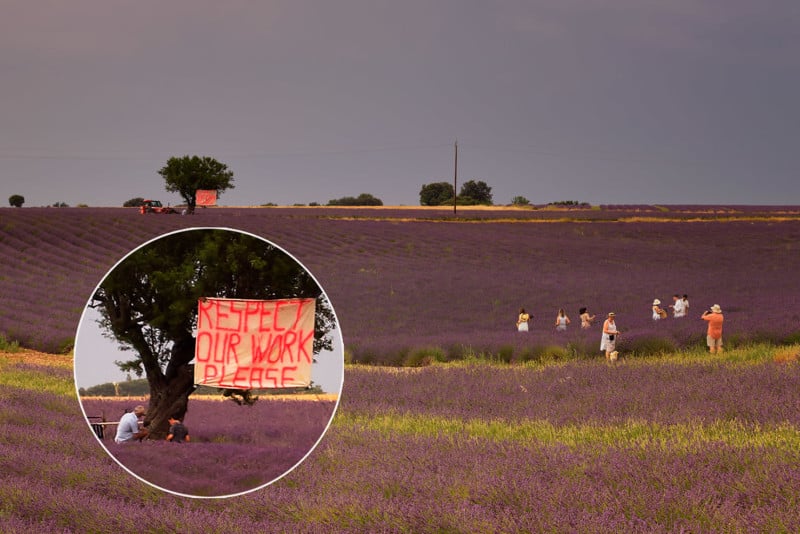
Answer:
[[8, 194, 24, 208], [122, 197, 145, 207], [403, 346, 447, 367], [327, 193, 383, 206], [51, 202, 69, 208], [0, 333, 21, 352], [510, 195, 531, 206], [419, 182, 455, 206], [459, 180, 493, 205], [623, 335, 677, 356], [496, 345, 514, 363], [158, 155, 234, 213]]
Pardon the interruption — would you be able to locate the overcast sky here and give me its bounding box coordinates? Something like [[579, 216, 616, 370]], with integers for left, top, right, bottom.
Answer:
[[2, 1, 799, 207]]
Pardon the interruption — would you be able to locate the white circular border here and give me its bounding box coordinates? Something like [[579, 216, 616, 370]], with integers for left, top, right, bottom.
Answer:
[[73, 226, 344, 499]]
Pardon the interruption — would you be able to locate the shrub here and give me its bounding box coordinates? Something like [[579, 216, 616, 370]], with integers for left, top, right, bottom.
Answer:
[[535, 344, 569, 363], [495, 344, 514, 363], [403, 346, 447, 367], [0, 333, 21, 352], [621, 335, 677, 357]]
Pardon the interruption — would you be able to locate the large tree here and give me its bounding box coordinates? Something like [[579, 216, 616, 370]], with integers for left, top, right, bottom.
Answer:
[[158, 155, 234, 213], [459, 180, 493, 205], [419, 182, 454, 206], [90, 229, 334, 439], [8, 194, 24, 208]]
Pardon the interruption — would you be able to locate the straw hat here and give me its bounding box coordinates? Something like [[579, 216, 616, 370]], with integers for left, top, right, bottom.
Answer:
[[710, 304, 722, 313], [653, 299, 661, 306]]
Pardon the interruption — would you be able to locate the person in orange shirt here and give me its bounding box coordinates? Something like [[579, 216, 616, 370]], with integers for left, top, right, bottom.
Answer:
[[701, 304, 724, 354]]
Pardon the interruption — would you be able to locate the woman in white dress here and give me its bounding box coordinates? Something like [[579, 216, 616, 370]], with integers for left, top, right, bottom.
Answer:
[[652, 299, 666, 320], [600, 312, 619, 360], [516, 308, 531, 332]]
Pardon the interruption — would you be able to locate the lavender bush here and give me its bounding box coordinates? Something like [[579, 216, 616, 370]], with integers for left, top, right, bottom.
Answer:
[[2, 352, 799, 532]]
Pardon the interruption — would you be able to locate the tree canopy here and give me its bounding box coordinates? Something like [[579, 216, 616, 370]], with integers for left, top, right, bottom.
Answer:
[[459, 180, 493, 205], [158, 155, 234, 213], [123, 197, 145, 208], [8, 194, 24, 208], [327, 193, 383, 206], [419, 182, 454, 206], [89, 229, 334, 438]]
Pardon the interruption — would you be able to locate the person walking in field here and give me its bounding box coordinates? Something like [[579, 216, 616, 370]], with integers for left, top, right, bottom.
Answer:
[[683, 294, 690, 315], [600, 312, 619, 360], [702, 304, 724, 354], [516, 308, 531, 332], [669, 294, 686, 318], [652, 299, 667, 320], [579, 307, 596, 329], [554, 309, 571, 331]]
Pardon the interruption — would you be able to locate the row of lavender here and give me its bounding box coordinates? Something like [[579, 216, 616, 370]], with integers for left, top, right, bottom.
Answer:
[[79, 397, 336, 497], [2, 354, 799, 531], [1, 208, 799, 359]]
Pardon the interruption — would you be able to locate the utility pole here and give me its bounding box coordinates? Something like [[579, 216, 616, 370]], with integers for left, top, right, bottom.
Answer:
[[453, 139, 458, 216]]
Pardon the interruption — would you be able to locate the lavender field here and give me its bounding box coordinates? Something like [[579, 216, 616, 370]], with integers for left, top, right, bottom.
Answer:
[[79, 397, 336, 497], [1, 349, 799, 531], [2, 206, 800, 531], [1, 206, 799, 359]]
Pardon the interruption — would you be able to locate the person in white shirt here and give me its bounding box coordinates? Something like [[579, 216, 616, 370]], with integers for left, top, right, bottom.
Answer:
[[670, 294, 686, 318], [114, 405, 148, 443]]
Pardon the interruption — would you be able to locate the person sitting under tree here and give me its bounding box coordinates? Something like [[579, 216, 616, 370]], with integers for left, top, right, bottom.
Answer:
[[166, 416, 190, 443]]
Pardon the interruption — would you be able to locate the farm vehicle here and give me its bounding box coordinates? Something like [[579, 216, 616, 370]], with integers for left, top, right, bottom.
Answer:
[[139, 200, 178, 214]]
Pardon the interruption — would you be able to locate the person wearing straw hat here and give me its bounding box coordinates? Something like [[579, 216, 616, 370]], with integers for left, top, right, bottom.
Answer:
[[701, 304, 724, 354], [516, 307, 531, 332], [652, 299, 667, 320], [600, 312, 619, 360]]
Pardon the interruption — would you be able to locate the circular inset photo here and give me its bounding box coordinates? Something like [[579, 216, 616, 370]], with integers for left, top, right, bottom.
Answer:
[[73, 227, 343, 498]]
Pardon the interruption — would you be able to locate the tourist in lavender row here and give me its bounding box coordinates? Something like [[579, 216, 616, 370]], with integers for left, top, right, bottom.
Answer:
[[114, 405, 148, 443], [579, 307, 596, 329], [702, 304, 724, 354], [554, 309, 571, 331], [670, 294, 686, 318], [516, 307, 531, 332], [683, 294, 690, 315], [600, 312, 619, 360], [652, 299, 666, 320]]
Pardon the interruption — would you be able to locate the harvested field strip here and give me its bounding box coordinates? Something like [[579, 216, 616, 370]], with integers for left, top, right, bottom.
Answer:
[[338, 412, 800, 451]]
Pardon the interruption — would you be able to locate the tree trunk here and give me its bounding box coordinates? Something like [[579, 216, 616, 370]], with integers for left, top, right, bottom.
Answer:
[[143, 363, 195, 440]]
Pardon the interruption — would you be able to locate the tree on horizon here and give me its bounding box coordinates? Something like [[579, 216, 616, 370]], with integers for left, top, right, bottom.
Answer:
[[158, 155, 234, 214]]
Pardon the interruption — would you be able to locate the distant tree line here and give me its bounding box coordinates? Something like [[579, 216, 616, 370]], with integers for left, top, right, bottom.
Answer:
[[327, 193, 383, 206], [79, 378, 322, 397], [419, 180, 493, 206]]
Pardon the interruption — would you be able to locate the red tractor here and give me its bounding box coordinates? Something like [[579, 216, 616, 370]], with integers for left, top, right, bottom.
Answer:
[[139, 200, 178, 214]]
